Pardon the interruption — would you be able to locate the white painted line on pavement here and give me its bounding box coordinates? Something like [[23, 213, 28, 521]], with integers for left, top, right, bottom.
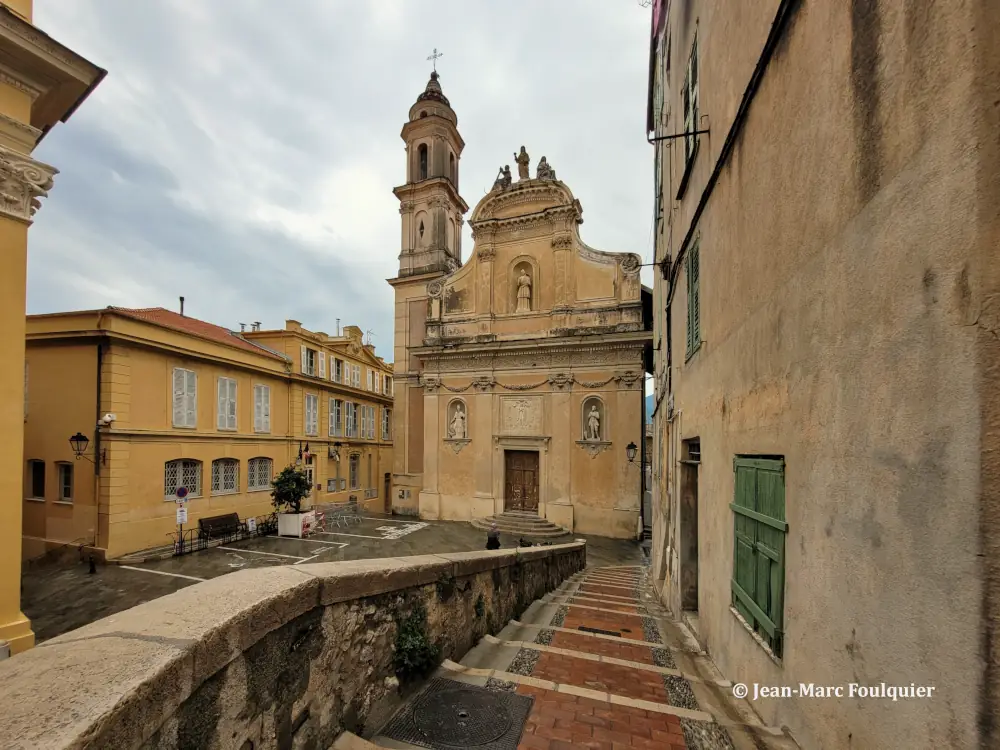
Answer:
[[217, 546, 306, 560], [315, 531, 385, 540], [272, 535, 349, 547], [119, 565, 206, 582]]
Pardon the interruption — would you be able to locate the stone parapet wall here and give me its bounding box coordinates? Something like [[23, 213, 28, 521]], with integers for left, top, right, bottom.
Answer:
[[0, 542, 586, 750]]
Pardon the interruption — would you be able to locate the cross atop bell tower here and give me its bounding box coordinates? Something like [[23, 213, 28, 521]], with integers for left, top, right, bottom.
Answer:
[[391, 66, 469, 278]]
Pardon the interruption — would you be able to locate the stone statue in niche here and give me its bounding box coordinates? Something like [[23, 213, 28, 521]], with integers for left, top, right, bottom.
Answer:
[[586, 404, 601, 441], [449, 403, 467, 439], [536, 157, 556, 180], [514, 146, 530, 180], [515, 267, 532, 313]]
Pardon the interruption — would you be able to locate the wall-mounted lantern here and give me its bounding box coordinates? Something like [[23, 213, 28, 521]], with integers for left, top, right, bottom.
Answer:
[[69, 432, 105, 465]]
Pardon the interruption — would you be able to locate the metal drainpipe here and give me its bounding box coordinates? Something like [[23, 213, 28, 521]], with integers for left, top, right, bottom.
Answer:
[[93, 339, 103, 550]]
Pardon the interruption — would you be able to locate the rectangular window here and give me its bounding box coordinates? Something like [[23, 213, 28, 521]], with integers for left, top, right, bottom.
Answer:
[[349, 454, 359, 490], [333, 358, 343, 383], [28, 460, 44, 499], [172, 367, 197, 428], [301, 346, 317, 376], [304, 393, 319, 436], [58, 463, 73, 502], [731, 456, 787, 658], [217, 377, 237, 430], [327, 478, 337, 492], [345, 402, 357, 438], [383, 408, 392, 440], [248, 457, 273, 491], [254, 384, 271, 433], [329, 398, 343, 437], [686, 242, 701, 359]]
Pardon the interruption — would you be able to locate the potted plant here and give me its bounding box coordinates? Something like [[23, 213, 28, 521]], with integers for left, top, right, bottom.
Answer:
[[272, 465, 316, 538]]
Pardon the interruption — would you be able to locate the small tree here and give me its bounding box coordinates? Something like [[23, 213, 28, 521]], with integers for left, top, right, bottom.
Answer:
[[271, 465, 311, 514]]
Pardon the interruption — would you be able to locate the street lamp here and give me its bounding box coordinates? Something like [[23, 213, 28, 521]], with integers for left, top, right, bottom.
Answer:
[[626, 441, 638, 464], [69, 432, 105, 465]]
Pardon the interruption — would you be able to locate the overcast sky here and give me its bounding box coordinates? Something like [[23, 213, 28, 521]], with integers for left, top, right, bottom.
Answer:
[[30, 0, 655, 363]]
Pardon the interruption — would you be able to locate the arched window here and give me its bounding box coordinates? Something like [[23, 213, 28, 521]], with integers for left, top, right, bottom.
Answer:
[[211, 458, 239, 495], [164, 459, 202, 499], [248, 457, 273, 491], [418, 144, 428, 180], [449, 152, 456, 183]]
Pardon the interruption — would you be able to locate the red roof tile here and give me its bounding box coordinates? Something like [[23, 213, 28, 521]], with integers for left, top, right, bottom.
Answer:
[[107, 307, 288, 361]]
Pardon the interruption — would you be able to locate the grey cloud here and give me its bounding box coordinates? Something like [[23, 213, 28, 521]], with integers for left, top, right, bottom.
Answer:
[[29, 0, 654, 359]]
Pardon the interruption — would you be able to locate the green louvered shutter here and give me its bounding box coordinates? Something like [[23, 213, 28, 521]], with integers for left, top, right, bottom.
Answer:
[[731, 456, 787, 656]]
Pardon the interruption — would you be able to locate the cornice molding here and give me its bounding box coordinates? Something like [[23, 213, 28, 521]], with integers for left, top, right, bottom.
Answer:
[[0, 144, 56, 223]]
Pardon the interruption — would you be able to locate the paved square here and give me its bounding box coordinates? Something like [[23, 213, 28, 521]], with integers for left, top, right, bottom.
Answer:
[[22, 515, 643, 643]]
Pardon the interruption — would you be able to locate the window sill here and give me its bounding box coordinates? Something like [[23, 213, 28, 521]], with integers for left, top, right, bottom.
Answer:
[[164, 495, 201, 502], [25, 497, 45, 503], [248, 487, 270, 493], [54, 500, 74, 506], [254, 430, 271, 435], [171, 425, 197, 430], [212, 490, 238, 496], [217, 428, 237, 433], [729, 606, 783, 666]]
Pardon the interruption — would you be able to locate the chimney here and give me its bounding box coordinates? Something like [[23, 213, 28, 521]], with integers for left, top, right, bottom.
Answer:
[[253, 321, 261, 331], [336, 318, 340, 336], [179, 296, 185, 316], [239, 323, 246, 333]]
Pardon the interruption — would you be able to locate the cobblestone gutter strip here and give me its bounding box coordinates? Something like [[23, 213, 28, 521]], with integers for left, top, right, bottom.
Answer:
[[484, 678, 517, 693], [534, 629, 555, 645], [641, 616, 663, 644], [551, 605, 568, 628], [681, 716, 739, 750], [651, 646, 677, 670], [507, 648, 540, 676]]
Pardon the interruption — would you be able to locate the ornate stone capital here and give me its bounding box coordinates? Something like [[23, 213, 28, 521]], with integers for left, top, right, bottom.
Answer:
[[576, 440, 612, 458], [547, 373, 574, 391], [616, 370, 641, 389], [477, 245, 496, 261], [472, 376, 496, 392], [551, 234, 573, 250], [0, 146, 57, 224], [421, 375, 441, 392]]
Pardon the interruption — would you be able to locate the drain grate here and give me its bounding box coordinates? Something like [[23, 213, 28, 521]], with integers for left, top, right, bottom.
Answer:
[[380, 677, 535, 750], [578, 626, 621, 637]]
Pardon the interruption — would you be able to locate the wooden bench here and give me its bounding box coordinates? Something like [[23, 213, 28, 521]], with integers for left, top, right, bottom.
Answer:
[[198, 513, 242, 539]]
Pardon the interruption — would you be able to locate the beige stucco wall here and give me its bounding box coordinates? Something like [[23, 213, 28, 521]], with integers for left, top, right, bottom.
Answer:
[[651, 1, 998, 747]]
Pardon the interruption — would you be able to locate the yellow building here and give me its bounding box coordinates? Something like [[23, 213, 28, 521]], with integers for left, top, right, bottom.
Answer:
[[23, 307, 393, 561], [0, 1, 105, 654]]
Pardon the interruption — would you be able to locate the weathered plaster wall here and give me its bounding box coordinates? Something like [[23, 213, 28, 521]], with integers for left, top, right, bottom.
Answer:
[[653, 1, 993, 748], [0, 543, 586, 750]]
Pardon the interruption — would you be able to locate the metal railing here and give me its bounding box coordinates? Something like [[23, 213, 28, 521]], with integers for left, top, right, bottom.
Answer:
[[170, 512, 277, 557]]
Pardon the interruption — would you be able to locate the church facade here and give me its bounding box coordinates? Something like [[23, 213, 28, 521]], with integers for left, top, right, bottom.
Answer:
[[387, 71, 652, 539]]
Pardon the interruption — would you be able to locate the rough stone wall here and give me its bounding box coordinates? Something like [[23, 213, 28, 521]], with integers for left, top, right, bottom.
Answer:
[[0, 544, 585, 750], [653, 0, 995, 748]]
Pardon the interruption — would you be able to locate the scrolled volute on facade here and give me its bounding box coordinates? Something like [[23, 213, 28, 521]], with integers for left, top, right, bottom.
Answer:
[[0, 146, 58, 223]]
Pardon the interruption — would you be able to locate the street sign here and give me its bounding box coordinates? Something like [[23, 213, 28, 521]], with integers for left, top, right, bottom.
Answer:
[[176, 506, 188, 525], [175, 487, 189, 501], [246, 518, 257, 533]]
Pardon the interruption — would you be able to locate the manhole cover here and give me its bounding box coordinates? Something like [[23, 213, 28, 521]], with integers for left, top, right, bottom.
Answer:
[[412, 687, 511, 745], [380, 678, 535, 750]]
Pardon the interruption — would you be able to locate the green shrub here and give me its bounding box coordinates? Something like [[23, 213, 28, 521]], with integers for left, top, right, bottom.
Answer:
[[393, 602, 440, 682], [271, 465, 312, 514]]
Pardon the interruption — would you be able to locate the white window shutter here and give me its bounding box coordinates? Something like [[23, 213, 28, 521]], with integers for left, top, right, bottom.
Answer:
[[228, 379, 237, 429], [319, 352, 326, 379], [217, 379, 226, 430], [254, 386, 262, 432], [300, 345, 307, 373], [185, 370, 197, 427], [172, 368, 185, 427], [263, 386, 270, 432], [329, 399, 335, 436]]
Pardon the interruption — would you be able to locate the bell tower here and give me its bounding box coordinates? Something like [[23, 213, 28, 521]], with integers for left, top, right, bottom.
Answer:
[[393, 69, 469, 277], [387, 65, 469, 514]]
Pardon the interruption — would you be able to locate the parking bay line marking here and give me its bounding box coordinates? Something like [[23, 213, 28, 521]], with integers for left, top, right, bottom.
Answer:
[[314, 531, 386, 540], [271, 535, 349, 547], [119, 565, 207, 582], [217, 546, 307, 560]]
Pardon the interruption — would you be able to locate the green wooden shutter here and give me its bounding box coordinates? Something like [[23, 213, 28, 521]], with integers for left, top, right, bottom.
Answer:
[[686, 252, 694, 355], [691, 244, 700, 348], [731, 456, 787, 655]]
